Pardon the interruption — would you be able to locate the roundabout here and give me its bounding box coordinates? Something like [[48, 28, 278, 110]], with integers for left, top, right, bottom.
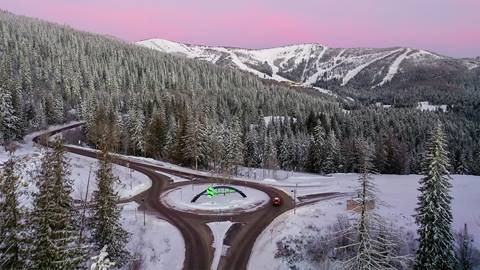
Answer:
[[160, 183, 270, 215]]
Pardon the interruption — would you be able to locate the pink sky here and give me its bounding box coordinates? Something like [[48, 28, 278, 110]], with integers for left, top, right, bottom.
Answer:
[[1, 0, 479, 57]]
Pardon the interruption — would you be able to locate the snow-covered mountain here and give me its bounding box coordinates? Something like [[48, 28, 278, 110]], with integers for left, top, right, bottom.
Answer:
[[137, 39, 479, 90]]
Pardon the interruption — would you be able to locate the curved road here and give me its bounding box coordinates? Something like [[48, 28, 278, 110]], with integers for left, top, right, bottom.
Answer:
[[33, 123, 342, 270]]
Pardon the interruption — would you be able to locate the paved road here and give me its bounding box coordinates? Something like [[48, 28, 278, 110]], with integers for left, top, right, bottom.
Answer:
[[33, 123, 342, 270]]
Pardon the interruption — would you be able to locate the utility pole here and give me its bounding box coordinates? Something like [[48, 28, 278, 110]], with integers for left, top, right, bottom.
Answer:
[[294, 183, 297, 214], [141, 198, 146, 226], [79, 166, 92, 243]]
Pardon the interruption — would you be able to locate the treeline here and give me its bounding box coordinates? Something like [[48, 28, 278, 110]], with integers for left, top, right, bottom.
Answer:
[[1, 10, 480, 175], [85, 102, 480, 176]]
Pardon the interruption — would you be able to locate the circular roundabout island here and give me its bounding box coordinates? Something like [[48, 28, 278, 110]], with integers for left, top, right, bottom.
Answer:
[[160, 183, 270, 215]]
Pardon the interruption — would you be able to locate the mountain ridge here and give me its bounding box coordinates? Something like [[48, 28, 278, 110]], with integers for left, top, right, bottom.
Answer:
[[137, 38, 479, 91]]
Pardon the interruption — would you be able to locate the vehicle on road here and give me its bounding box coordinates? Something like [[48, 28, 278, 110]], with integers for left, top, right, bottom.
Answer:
[[272, 196, 281, 207]]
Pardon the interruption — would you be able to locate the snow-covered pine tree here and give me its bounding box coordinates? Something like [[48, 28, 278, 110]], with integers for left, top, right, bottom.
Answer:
[[323, 131, 341, 174], [205, 119, 223, 171], [263, 135, 278, 171], [0, 157, 26, 269], [0, 85, 20, 143], [90, 140, 130, 266], [415, 122, 456, 269], [30, 140, 87, 269], [244, 128, 261, 168], [183, 116, 207, 169], [221, 119, 244, 174], [90, 246, 115, 270], [309, 124, 326, 173], [278, 135, 292, 170], [130, 108, 146, 155], [455, 224, 476, 270], [340, 139, 400, 270], [144, 107, 167, 159]]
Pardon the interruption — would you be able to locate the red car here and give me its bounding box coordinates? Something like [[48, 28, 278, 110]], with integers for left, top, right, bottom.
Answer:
[[272, 196, 282, 207]]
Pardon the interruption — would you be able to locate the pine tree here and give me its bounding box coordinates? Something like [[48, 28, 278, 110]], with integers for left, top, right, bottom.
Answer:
[[130, 109, 146, 155], [0, 157, 25, 269], [309, 124, 326, 173], [455, 224, 476, 270], [205, 120, 223, 171], [0, 86, 20, 143], [183, 117, 207, 169], [244, 128, 261, 168], [340, 140, 400, 270], [90, 141, 130, 266], [278, 135, 292, 170], [30, 140, 87, 269], [221, 120, 244, 174], [263, 135, 278, 170], [324, 131, 341, 174], [415, 123, 456, 270], [144, 108, 167, 159]]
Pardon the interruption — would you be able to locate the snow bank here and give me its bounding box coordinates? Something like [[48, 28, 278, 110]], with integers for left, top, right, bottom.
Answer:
[[122, 202, 185, 270]]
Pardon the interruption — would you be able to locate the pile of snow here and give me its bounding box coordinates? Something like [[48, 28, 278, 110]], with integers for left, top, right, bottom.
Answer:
[[161, 184, 269, 215], [417, 101, 447, 112], [248, 174, 480, 269], [207, 221, 234, 270], [122, 202, 184, 270]]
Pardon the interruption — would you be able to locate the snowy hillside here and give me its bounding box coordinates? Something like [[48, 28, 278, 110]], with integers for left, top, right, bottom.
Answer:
[[137, 39, 475, 89]]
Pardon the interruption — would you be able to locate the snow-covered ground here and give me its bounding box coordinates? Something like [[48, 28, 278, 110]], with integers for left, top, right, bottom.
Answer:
[[0, 123, 151, 206], [69, 152, 151, 201], [248, 173, 480, 270], [122, 202, 185, 270], [207, 221, 234, 270], [161, 184, 269, 215]]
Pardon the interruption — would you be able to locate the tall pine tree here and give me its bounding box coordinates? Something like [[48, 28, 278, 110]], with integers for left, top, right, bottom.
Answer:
[[0, 157, 25, 269], [415, 123, 456, 269], [90, 140, 130, 266], [30, 140, 87, 269]]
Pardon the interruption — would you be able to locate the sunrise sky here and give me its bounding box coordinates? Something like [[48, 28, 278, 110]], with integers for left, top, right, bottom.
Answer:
[[1, 0, 479, 57]]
